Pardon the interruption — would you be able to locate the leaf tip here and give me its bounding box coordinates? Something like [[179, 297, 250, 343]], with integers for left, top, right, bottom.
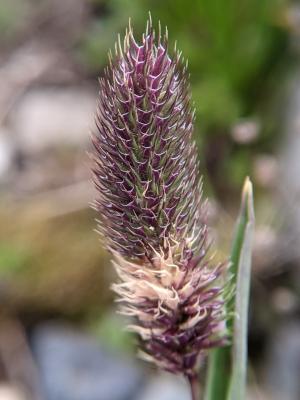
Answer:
[[242, 176, 252, 199], [241, 177, 254, 222]]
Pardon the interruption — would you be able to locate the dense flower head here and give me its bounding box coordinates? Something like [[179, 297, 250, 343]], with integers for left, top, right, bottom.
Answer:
[[92, 18, 228, 378]]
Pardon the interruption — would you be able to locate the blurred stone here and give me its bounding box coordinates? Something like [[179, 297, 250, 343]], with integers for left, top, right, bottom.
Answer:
[[10, 87, 96, 154], [265, 321, 300, 400], [0, 129, 14, 181], [253, 155, 278, 188], [271, 287, 298, 314], [31, 324, 144, 400], [0, 385, 25, 400], [247, 387, 271, 400], [231, 119, 259, 144], [285, 5, 300, 36], [0, 41, 70, 125], [253, 225, 278, 272], [39, 0, 88, 44], [137, 373, 190, 400], [279, 75, 300, 268]]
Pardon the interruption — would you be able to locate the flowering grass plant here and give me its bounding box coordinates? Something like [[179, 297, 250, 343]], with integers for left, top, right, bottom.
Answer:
[[91, 17, 254, 400]]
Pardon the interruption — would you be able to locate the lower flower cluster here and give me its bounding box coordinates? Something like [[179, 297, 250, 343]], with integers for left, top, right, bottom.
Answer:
[[112, 237, 228, 377]]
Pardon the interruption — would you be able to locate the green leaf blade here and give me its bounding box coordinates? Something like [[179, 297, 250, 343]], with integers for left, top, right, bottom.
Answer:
[[204, 346, 231, 400], [227, 178, 254, 400], [204, 177, 254, 400]]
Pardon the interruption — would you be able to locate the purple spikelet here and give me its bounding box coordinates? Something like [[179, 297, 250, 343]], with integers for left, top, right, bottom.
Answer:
[[91, 19, 228, 379]]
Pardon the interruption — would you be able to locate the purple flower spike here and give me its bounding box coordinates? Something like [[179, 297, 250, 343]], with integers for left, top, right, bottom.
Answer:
[[91, 18, 228, 379]]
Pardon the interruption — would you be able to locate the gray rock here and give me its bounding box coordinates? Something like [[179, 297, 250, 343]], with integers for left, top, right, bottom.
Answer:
[[0, 129, 14, 182], [265, 321, 300, 400], [279, 75, 300, 268], [31, 324, 144, 400], [137, 373, 190, 400], [10, 87, 96, 154], [0, 385, 25, 400]]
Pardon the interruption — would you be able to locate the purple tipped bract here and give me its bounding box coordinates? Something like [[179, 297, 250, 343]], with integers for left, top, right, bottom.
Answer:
[[91, 18, 228, 378]]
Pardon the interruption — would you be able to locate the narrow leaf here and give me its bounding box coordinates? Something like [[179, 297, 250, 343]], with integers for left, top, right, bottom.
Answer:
[[204, 346, 231, 400], [204, 177, 254, 400], [227, 178, 254, 400]]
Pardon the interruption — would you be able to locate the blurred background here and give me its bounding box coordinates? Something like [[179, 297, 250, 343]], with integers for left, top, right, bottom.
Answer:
[[0, 0, 299, 399]]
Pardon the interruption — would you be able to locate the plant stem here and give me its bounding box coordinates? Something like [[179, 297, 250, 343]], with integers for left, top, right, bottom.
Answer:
[[188, 374, 200, 400]]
